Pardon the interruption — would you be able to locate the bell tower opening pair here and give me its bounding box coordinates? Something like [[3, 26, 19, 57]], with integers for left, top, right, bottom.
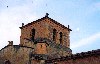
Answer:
[[53, 29, 62, 44], [31, 28, 62, 44]]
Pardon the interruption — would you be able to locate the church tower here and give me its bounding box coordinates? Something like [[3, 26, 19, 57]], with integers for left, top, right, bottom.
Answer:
[[19, 13, 72, 59]]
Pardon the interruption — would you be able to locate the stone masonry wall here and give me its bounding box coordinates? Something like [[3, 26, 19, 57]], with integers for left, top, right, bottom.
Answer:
[[46, 49, 100, 64], [35, 43, 47, 54], [19, 37, 72, 59], [20, 17, 70, 48], [0, 45, 34, 64], [47, 42, 71, 59], [57, 56, 100, 64], [44, 18, 70, 48], [33, 38, 72, 59]]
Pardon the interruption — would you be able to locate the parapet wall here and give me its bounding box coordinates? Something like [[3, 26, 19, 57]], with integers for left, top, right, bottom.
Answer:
[[46, 49, 100, 64]]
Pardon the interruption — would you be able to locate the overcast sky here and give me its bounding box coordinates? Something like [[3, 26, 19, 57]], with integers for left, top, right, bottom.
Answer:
[[0, 0, 100, 53]]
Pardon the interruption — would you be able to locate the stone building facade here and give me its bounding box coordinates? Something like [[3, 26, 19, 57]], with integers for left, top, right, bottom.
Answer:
[[0, 13, 72, 64], [0, 13, 100, 64]]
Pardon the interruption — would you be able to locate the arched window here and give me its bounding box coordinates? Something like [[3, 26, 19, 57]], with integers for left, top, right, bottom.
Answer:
[[31, 28, 35, 41], [59, 32, 62, 44], [53, 29, 57, 41]]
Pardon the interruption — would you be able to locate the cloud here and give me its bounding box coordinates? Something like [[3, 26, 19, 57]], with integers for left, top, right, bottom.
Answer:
[[0, 1, 39, 49], [71, 32, 100, 49]]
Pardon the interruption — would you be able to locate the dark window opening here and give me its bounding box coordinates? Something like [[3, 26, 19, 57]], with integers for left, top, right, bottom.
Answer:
[[31, 28, 35, 41], [59, 32, 62, 44], [4, 60, 11, 64], [41, 45, 42, 48], [53, 29, 57, 41]]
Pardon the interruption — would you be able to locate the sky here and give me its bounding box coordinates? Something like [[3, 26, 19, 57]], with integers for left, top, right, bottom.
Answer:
[[0, 0, 100, 54]]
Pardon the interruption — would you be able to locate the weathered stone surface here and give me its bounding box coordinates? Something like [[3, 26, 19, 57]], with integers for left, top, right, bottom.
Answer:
[[46, 49, 100, 64], [0, 45, 34, 64], [20, 16, 71, 48]]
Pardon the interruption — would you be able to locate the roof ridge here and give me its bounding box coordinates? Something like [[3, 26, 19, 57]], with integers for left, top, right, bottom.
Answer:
[[19, 16, 47, 29], [19, 14, 72, 31], [45, 49, 100, 63], [0, 45, 34, 52]]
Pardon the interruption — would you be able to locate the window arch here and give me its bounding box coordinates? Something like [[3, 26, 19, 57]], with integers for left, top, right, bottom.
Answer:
[[31, 28, 35, 41], [59, 32, 63, 44], [53, 29, 57, 41]]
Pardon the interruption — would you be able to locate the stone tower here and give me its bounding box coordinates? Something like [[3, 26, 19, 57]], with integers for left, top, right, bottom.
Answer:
[[19, 13, 72, 59]]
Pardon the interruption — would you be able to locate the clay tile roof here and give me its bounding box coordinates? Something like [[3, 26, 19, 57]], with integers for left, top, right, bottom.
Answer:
[[19, 14, 72, 31]]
